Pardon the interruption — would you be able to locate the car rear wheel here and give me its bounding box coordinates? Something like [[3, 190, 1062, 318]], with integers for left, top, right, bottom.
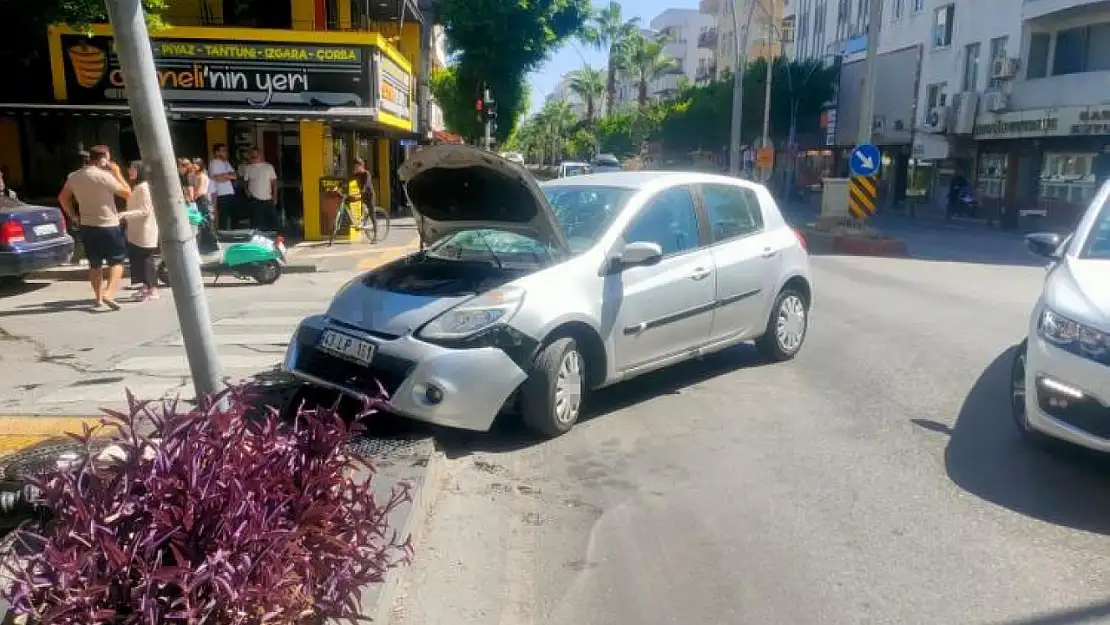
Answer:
[[520, 337, 584, 438], [757, 288, 808, 361]]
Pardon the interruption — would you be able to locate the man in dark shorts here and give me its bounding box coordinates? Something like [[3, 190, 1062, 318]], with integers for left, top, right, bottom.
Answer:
[[58, 146, 131, 311]]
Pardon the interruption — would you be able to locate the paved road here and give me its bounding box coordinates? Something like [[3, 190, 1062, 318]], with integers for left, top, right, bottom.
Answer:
[[392, 227, 1110, 625], [0, 225, 418, 420]]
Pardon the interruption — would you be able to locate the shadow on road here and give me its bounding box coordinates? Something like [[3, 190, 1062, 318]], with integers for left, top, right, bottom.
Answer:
[[0, 279, 49, 300], [917, 346, 1110, 535], [992, 598, 1110, 625], [436, 343, 767, 458]]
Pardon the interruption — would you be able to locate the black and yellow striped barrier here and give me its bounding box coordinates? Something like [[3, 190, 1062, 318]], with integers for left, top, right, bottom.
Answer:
[[848, 175, 877, 219]]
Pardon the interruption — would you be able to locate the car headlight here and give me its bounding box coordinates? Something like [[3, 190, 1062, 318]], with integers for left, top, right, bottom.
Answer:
[[1039, 308, 1110, 361], [419, 286, 527, 340]]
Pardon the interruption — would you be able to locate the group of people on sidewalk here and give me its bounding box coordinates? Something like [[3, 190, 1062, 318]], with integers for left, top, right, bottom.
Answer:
[[54, 141, 281, 311], [57, 146, 159, 310]]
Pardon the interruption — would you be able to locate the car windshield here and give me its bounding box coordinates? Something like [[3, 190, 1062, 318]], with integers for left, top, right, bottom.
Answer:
[[426, 229, 555, 266], [543, 185, 632, 254], [1081, 194, 1110, 259], [562, 165, 589, 177]]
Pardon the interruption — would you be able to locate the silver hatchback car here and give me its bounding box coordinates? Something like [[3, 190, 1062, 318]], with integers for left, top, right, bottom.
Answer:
[[284, 145, 812, 437]]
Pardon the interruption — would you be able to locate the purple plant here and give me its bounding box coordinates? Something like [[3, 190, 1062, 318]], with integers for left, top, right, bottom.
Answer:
[[4, 385, 412, 624]]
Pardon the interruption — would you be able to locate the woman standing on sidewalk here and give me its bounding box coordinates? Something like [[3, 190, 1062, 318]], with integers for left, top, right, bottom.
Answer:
[[119, 161, 160, 301]]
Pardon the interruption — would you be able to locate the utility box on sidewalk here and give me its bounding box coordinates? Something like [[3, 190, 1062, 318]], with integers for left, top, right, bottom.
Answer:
[[821, 178, 850, 219]]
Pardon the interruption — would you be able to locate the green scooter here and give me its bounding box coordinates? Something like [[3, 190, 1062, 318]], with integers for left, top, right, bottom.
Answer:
[[156, 203, 287, 286]]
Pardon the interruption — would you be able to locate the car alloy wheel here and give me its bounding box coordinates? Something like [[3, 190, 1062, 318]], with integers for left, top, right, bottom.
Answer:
[[1010, 341, 1032, 432], [554, 349, 583, 425], [775, 294, 807, 354]]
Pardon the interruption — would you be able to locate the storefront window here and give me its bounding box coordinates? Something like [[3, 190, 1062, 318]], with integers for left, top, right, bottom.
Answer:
[[977, 153, 1007, 199], [328, 133, 349, 178], [1040, 152, 1097, 204], [907, 159, 934, 198]]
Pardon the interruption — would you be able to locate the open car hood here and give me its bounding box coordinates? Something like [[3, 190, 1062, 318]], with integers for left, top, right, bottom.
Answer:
[[398, 144, 570, 254]]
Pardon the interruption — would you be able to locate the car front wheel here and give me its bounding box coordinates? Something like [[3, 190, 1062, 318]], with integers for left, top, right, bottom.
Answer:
[[520, 337, 585, 438], [1010, 339, 1049, 445], [757, 288, 809, 361]]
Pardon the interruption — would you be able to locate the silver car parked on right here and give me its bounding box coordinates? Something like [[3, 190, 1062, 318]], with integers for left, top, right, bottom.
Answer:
[[285, 146, 812, 437]]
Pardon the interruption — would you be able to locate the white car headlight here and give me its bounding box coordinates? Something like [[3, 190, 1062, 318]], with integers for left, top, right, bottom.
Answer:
[[1039, 308, 1110, 360], [419, 286, 527, 340]]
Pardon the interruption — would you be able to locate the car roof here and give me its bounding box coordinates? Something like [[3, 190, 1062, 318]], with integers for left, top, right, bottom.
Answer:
[[560, 161, 591, 167], [539, 170, 764, 193]]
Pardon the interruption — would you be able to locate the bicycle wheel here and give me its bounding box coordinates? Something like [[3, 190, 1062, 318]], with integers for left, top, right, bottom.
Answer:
[[360, 207, 392, 244], [329, 205, 347, 246]]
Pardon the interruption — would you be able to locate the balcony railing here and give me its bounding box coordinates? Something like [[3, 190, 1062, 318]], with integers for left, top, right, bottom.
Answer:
[[700, 0, 721, 14], [698, 28, 718, 49], [1023, 0, 1110, 21]]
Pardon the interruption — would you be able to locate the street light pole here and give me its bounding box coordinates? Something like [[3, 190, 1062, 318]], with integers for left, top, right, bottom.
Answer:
[[856, 0, 884, 146], [759, 2, 775, 182], [104, 0, 224, 399], [728, 0, 756, 176]]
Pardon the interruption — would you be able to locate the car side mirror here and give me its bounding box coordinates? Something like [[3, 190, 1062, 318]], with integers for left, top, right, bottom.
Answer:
[[614, 241, 663, 271], [1026, 232, 1063, 259]]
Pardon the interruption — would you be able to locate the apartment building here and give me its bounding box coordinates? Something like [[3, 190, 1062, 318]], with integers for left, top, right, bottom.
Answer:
[[545, 72, 589, 119], [699, 0, 784, 79], [650, 8, 718, 94]]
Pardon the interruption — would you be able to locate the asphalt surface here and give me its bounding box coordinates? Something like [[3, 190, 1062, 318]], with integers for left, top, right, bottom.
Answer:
[[391, 222, 1110, 625]]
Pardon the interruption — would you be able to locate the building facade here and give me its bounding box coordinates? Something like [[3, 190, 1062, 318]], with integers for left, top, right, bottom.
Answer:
[[700, 0, 783, 79], [0, 0, 435, 242], [649, 8, 717, 95]]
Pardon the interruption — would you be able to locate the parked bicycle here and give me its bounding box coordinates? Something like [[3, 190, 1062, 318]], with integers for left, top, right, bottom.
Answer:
[[328, 192, 391, 246]]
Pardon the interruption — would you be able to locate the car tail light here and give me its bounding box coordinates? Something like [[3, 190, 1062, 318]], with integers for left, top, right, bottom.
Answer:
[[793, 228, 807, 251], [0, 220, 25, 245]]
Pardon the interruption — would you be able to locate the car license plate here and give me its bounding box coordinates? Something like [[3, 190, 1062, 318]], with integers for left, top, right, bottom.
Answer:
[[318, 330, 375, 365], [33, 224, 57, 236]]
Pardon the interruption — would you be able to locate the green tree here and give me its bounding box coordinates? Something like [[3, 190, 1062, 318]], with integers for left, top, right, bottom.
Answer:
[[579, 1, 640, 118], [619, 32, 677, 108], [658, 59, 837, 155], [436, 0, 589, 143], [1, 0, 169, 102], [568, 65, 606, 124]]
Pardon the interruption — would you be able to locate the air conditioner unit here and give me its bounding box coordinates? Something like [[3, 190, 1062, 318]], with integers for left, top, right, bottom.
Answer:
[[991, 57, 1020, 80], [952, 92, 979, 135], [923, 106, 948, 133], [984, 91, 1010, 113]]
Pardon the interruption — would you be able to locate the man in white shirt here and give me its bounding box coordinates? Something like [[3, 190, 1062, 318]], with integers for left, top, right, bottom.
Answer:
[[208, 143, 238, 229], [242, 148, 278, 231]]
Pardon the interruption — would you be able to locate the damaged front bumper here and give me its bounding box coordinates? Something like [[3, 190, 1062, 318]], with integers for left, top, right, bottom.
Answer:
[[283, 314, 528, 431]]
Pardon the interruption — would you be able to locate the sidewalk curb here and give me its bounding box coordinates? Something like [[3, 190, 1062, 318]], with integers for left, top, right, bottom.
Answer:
[[29, 262, 317, 281], [339, 448, 445, 625]]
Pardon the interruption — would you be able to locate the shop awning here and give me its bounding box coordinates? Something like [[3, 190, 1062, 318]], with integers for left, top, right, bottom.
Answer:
[[0, 102, 402, 127]]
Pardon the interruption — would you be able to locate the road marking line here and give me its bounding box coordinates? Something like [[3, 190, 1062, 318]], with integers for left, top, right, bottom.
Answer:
[[114, 354, 280, 372], [166, 333, 290, 346], [33, 382, 187, 404], [214, 316, 305, 326]]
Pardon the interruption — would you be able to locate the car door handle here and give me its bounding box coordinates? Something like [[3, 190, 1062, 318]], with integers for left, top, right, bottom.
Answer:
[[690, 267, 712, 280], [761, 247, 779, 259]]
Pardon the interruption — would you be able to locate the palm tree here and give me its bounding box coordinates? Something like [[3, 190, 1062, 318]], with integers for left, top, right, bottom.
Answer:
[[568, 65, 606, 124], [535, 100, 577, 165], [579, 2, 640, 118], [620, 32, 678, 108]]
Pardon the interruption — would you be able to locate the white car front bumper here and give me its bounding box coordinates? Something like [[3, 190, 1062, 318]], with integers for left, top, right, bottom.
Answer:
[[1025, 334, 1110, 452]]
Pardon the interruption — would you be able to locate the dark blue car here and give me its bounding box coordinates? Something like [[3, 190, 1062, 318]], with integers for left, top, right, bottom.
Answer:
[[0, 195, 74, 280]]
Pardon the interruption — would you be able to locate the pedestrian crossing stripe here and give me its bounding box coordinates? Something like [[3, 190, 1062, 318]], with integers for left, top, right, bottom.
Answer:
[[848, 175, 877, 219]]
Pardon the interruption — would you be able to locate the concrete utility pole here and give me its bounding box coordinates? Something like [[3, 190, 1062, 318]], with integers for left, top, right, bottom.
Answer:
[[104, 0, 224, 399], [727, 0, 755, 176], [483, 87, 494, 151], [856, 0, 884, 146], [759, 0, 776, 182]]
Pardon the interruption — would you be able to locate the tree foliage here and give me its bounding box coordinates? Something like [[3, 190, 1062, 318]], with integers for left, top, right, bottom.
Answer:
[[619, 32, 678, 108], [568, 65, 606, 124], [578, 2, 641, 118], [1, 0, 169, 101], [436, 0, 590, 143]]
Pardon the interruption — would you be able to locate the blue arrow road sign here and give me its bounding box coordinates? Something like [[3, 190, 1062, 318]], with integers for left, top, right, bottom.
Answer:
[[849, 143, 881, 177]]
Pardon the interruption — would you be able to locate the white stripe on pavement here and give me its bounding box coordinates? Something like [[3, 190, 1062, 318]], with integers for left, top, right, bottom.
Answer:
[[114, 354, 281, 373], [214, 316, 305, 327], [166, 333, 291, 346], [33, 382, 188, 404]]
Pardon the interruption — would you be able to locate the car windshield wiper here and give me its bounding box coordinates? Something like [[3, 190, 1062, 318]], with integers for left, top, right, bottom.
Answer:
[[475, 230, 506, 270]]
